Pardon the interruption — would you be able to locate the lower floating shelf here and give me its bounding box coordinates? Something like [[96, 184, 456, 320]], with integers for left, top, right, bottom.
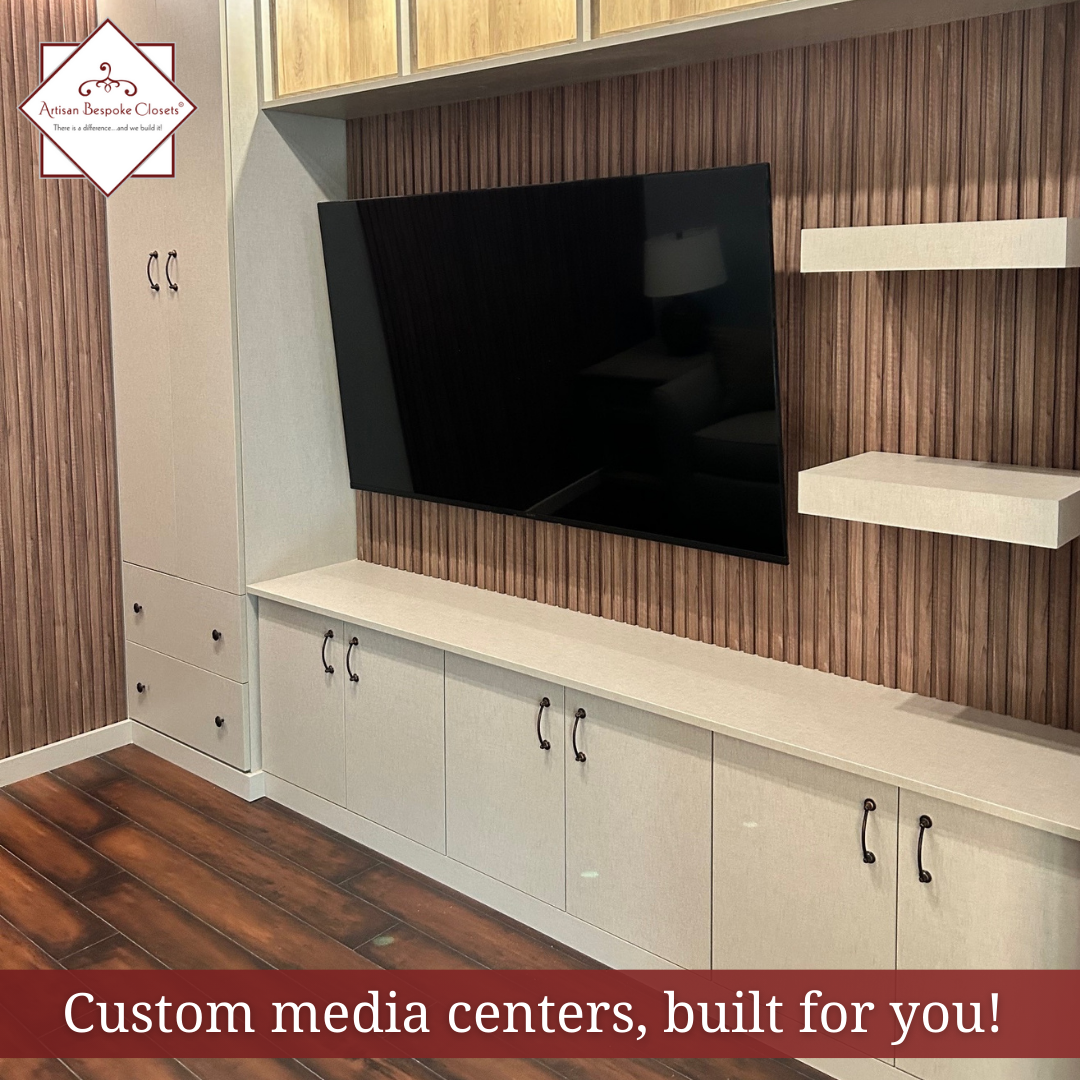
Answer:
[[800, 218, 1080, 272], [798, 452, 1080, 548]]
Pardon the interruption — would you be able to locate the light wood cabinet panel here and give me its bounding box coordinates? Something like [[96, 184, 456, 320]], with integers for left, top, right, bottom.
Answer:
[[259, 602, 346, 802], [274, 0, 398, 96], [713, 734, 898, 969], [445, 656, 565, 908], [413, 0, 576, 71], [345, 627, 445, 852], [565, 692, 711, 967], [595, 0, 769, 36], [897, 792, 1080, 1080], [127, 643, 249, 768]]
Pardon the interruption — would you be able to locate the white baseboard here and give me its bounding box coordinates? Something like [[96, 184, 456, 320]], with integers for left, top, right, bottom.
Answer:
[[131, 722, 265, 801], [0, 719, 265, 803], [264, 772, 677, 970], [0, 720, 134, 786], [802, 1058, 901, 1080]]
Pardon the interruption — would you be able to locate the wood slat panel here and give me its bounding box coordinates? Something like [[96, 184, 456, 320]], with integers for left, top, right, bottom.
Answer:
[[349, 1, 1080, 731], [0, 0, 124, 760]]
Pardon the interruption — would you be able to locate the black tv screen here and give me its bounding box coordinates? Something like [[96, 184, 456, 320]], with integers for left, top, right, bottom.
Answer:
[[318, 164, 788, 563]]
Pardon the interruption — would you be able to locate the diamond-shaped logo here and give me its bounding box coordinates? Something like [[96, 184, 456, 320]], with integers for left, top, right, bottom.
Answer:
[[19, 19, 196, 196]]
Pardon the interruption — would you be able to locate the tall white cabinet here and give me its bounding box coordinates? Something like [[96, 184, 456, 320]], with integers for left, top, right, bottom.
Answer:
[[101, 0, 356, 772]]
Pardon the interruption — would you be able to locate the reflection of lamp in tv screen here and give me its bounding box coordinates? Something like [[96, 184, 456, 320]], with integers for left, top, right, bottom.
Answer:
[[644, 226, 726, 356]]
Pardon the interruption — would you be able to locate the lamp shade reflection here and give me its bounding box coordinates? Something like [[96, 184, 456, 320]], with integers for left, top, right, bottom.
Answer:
[[643, 227, 726, 298]]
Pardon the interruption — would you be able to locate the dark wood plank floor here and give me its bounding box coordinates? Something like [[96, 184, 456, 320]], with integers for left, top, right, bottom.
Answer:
[[0, 746, 832, 1080]]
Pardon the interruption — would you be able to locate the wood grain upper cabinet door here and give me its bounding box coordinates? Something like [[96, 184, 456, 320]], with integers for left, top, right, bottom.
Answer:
[[273, 0, 398, 96], [565, 693, 712, 968], [259, 601, 346, 803], [107, 161, 178, 578], [445, 655, 565, 908], [713, 735, 898, 969], [897, 792, 1080, 1080], [595, 0, 763, 35], [158, 0, 244, 594], [413, 0, 576, 70], [345, 627, 445, 852]]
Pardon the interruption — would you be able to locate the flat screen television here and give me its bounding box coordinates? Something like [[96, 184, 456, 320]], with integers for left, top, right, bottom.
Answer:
[[318, 163, 788, 563]]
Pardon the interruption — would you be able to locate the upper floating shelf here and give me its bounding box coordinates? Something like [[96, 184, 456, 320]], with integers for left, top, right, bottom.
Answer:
[[798, 452, 1080, 549], [801, 218, 1080, 273], [261, 0, 1064, 120]]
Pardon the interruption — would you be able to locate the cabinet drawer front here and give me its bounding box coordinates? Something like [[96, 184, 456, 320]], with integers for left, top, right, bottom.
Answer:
[[346, 627, 445, 853], [713, 734, 898, 970], [445, 655, 565, 908], [124, 563, 246, 681], [127, 643, 248, 769], [565, 692, 712, 968], [259, 602, 346, 805]]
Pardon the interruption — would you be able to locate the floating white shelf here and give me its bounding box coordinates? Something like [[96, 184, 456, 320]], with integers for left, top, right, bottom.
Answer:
[[800, 218, 1080, 273], [798, 452, 1080, 548]]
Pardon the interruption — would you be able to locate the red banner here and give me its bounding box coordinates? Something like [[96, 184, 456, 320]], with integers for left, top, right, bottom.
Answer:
[[0, 970, 1074, 1059]]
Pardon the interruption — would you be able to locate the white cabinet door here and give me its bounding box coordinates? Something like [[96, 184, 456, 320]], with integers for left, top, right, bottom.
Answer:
[[107, 159, 178, 578], [445, 655, 565, 908], [159, 0, 243, 593], [259, 601, 346, 803], [713, 734, 898, 969], [565, 692, 712, 968], [897, 792, 1080, 1080], [345, 627, 445, 852]]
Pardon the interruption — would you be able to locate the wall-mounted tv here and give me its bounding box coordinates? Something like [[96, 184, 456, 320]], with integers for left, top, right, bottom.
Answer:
[[318, 163, 788, 563]]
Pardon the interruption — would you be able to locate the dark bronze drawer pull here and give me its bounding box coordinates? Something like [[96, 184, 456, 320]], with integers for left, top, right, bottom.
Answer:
[[572, 707, 586, 763], [917, 815, 933, 883], [536, 696, 551, 750], [346, 636, 359, 682], [861, 798, 877, 864], [321, 629, 334, 674], [215, 715, 225, 728], [146, 251, 159, 291]]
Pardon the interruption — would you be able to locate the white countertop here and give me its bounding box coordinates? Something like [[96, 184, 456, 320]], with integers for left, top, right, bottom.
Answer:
[[250, 559, 1080, 842]]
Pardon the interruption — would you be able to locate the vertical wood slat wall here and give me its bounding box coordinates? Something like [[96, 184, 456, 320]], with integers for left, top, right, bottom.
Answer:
[[350, 2, 1080, 731], [0, 0, 125, 757]]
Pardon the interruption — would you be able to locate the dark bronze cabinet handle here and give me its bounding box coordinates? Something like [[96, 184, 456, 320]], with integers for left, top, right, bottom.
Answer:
[[132, 602, 142, 614], [536, 696, 551, 750], [146, 251, 160, 291], [136, 682, 146, 694], [215, 715, 225, 728], [917, 814, 933, 883], [346, 636, 359, 682], [321, 629, 334, 674], [861, 798, 877, 864], [211, 629, 222, 642], [572, 707, 587, 762], [165, 249, 178, 291]]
